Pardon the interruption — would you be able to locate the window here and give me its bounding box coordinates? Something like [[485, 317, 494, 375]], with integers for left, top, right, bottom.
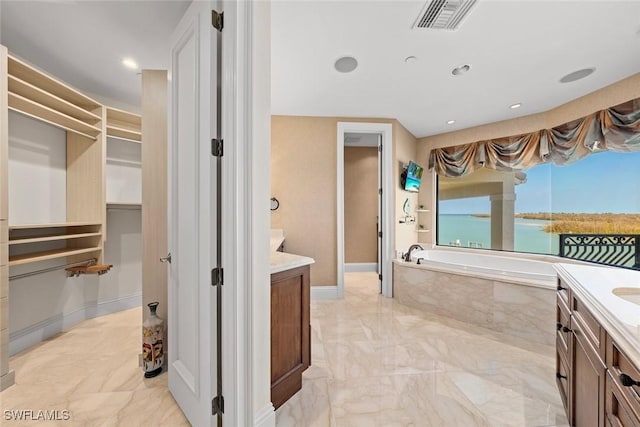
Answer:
[[437, 150, 640, 263]]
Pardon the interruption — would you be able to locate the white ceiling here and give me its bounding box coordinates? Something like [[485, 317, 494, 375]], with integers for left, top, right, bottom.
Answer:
[[271, 0, 640, 138], [2, 1, 639, 138]]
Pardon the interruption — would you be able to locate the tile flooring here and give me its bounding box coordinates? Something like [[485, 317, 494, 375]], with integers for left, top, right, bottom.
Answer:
[[1, 272, 568, 426], [276, 272, 569, 427], [1, 307, 189, 427]]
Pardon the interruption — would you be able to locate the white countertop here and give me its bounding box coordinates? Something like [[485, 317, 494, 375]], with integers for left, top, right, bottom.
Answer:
[[555, 263, 640, 366], [270, 251, 314, 274]]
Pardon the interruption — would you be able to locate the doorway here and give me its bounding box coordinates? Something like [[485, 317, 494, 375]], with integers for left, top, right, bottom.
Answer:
[[343, 133, 382, 293], [337, 122, 393, 298]]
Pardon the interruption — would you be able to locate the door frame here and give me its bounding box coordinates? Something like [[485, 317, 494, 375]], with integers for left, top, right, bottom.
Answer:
[[167, 1, 274, 426], [337, 122, 393, 298]]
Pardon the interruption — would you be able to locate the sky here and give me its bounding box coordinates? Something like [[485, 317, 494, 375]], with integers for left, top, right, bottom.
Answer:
[[439, 150, 640, 215]]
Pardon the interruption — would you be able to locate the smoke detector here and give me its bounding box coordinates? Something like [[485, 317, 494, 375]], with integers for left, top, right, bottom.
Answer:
[[414, 0, 478, 30]]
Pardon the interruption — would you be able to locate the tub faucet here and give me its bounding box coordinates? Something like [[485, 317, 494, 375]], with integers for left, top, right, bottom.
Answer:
[[403, 244, 424, 262]]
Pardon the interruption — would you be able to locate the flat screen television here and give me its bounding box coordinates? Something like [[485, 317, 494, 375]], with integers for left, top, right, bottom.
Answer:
[[402, 161, 423, 192]]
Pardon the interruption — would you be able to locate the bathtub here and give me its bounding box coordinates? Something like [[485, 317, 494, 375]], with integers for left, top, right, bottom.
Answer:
[[394, 249, 559, 345], [409, 249, 557, 287]]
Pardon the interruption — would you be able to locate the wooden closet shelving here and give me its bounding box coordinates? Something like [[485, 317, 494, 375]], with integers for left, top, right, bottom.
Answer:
[[3, 51, 106, 269], [8, 223, 102, 266], [106, 107, 141, 143], [7, 54, 102, 140]]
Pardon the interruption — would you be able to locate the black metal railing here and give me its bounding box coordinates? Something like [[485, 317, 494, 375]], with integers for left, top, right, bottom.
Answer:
[[559, 234, 640, 270]]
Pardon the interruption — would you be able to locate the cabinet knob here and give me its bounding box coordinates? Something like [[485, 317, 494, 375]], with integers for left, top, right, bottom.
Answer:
[[620, 373, 640, 387], [557, 284, 566, 291], [556, 322, 572, 333], [562, 326, 572, 333], [556, 372, 567, 380], [160, 253, 172, 264]]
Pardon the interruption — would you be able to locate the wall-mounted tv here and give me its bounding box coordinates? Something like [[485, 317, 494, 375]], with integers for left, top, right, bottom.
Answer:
[[401, 161, 424, 193]]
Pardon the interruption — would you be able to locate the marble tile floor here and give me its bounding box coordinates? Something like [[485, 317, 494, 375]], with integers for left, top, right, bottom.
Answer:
[[1, 272, 569, 427], [276, 272, 569, 427], [1, 307, 189, 427]]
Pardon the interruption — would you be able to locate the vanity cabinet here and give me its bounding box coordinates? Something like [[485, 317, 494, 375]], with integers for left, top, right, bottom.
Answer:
[[271, 264, 310, 409], [556, 277, 640, 426]]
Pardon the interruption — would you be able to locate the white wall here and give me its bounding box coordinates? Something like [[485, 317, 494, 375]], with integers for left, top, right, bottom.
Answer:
[[7, 112, 142, 355], [8, 111, 66, 224], [106, 137, 142, 203]]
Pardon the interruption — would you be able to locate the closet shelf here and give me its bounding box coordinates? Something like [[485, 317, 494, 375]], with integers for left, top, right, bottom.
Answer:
[[9, 247, 102, 266], [107, 202, 142, 210], [8, 75, 102, 124], [9, 232, 102, 245], [8, 92, 100, 140], [9, 222, 101, 230], [106, 125, 141, 142], [417, 229, 431, 233], [416, 209, 430, 213], [8, 54, 101, 112], [107, 134, 142, 144]]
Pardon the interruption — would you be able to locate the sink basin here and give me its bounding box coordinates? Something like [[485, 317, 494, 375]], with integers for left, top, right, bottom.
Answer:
[[612, 287, 640, 306]]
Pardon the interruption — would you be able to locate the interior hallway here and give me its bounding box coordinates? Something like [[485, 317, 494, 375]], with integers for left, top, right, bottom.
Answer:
[[276, 272, 568, 427], [1, 272, 567, 426]]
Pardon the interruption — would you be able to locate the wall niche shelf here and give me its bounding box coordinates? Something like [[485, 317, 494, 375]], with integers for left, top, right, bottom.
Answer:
[[8, 223, 102, 266], [416, 209, 430, 213], [417, 229, 431, 233]]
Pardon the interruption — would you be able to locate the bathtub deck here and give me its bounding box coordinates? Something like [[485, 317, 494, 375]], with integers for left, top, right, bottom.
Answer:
[[276, 272, 568, 427]]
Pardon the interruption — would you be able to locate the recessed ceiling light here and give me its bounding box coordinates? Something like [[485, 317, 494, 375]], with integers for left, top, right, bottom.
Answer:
[[447, 120, 456, 125], [451, 64, 471, 76], [335, 56, 358, 73], [510, 103, 522, 109], [559, 67, 595, 83], [122, 58, 138, 70], [405, 56, 417, 64]]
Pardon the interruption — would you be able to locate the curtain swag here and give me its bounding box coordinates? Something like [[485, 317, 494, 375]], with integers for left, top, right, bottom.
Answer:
[[428, 97, 640, 177]]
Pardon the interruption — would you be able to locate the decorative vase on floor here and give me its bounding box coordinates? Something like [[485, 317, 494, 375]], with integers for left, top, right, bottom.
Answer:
[[142, 301, 164, 378]]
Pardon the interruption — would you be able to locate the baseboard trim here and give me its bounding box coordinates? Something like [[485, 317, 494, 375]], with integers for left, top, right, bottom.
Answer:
[[254, 403, 275, 427], [9, 293, 142, 356], [311, 285, 339, 300], [0, 369, 15, 391], [344, 263, 377, 273]]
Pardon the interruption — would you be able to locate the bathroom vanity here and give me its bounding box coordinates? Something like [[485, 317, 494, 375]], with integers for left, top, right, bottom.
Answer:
[[555, 263, 640, 426], [270, 250, 314, 409]]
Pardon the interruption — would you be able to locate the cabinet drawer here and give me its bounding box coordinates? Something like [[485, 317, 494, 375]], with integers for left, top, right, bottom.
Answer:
[[557, 295, 571, 356], [606, 371, 640, 427], [572, 293, 606, 360], [557, 351, 571, 417], [557, 278, 570, 307], [607, 337, 640, 420]]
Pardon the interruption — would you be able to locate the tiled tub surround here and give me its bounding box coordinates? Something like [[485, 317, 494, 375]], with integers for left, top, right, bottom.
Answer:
[[393, 259, 556, 346]]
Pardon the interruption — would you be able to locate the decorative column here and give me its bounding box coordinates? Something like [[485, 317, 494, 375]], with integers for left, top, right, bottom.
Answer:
[[490, 193, 516, 251]]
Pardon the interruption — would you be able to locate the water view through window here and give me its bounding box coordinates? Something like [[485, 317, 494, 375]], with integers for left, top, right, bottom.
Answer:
[[437, 150, 640, 260]]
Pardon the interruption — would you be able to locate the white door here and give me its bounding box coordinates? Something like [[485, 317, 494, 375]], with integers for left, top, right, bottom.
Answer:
[[168, 1, 219, 426], [377, 135, 383, 294]]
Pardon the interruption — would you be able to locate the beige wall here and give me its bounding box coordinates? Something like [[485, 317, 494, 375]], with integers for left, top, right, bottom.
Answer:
[[271, 116, 417, 286], [393, 121, 419, 254], [344, 147, 378, 263], [415, 72, 640, 246]]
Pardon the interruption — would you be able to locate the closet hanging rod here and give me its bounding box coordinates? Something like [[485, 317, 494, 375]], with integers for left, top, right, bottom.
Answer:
[[9, 258, 97, 281]]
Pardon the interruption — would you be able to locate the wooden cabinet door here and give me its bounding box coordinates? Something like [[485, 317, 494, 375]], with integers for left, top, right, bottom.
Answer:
[[573, 325, 606, 426]]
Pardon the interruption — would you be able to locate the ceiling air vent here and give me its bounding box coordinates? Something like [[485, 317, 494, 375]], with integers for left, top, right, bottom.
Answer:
[[414, 0, 478, 30]]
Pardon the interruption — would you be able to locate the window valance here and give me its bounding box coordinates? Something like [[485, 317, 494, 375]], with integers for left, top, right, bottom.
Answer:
[[428, 97, 640, 177]]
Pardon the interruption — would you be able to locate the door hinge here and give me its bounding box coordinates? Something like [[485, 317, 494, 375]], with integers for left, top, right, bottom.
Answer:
[[378, 144, 382, 152], [212, 395, 224, 416], [378, 188, 382, 195], [378, 273, 383, 281], [212, 139, 223, 157], [212, 268, 223, 286], [212, 10, 224, 32], [378, 231, 383, 238]]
